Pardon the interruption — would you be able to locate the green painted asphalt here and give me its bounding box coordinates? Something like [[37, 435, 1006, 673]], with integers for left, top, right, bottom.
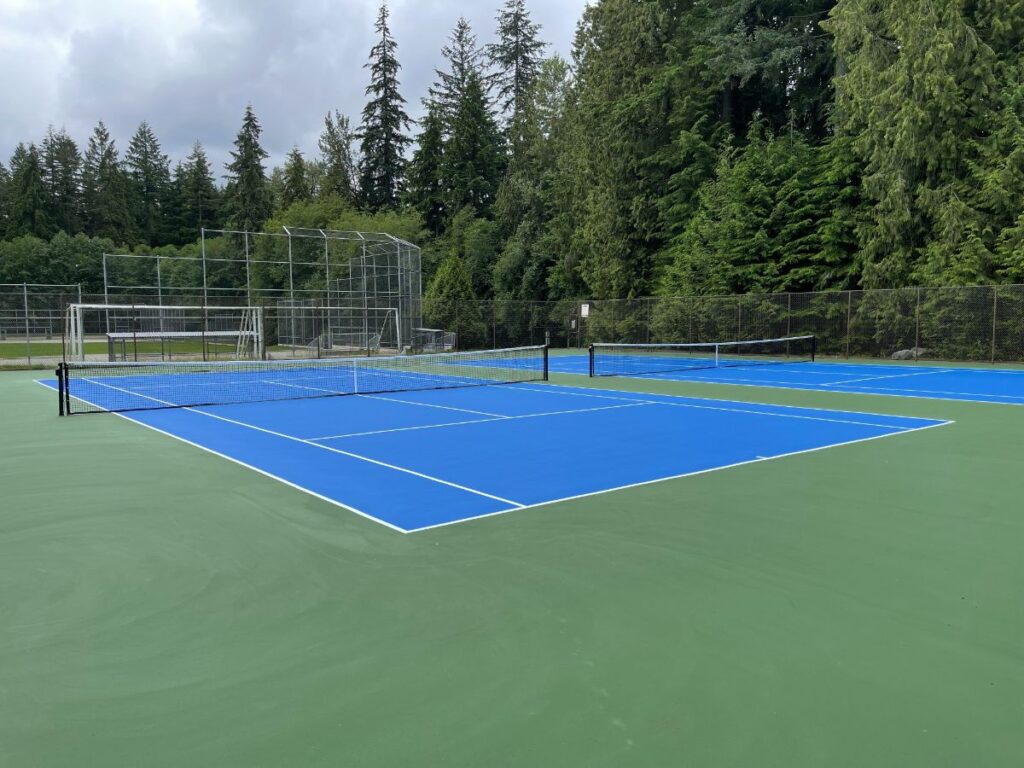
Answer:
[[1, 368, 1021, 767]]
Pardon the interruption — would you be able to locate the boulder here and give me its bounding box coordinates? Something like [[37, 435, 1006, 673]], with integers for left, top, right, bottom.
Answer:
[[891, 348, 928, 360]]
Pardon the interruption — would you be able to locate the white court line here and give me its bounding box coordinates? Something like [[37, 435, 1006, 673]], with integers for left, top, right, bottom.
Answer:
[[594, 373, 1024, 406], [265, 377, 518, 417], [76, 377, 526, 510], [41, 377, 957, 534], [308, 401, 655, 440], [824, 369, 954, 386], [405, 419, 955, 533], [830, 382, 1024, 400], [507, 385, 917, 429], [33, 380, 407, 534], [513, 383, 940, 420], [267, 377, 509, 418], [356, 393, 505, 417]]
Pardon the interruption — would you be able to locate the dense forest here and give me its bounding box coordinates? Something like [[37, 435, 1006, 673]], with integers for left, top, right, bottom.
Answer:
[[2, 0, 1024, 310]]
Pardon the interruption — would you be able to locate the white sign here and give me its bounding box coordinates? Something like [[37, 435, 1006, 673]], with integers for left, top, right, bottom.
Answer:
[[580, 303, 590, 318]]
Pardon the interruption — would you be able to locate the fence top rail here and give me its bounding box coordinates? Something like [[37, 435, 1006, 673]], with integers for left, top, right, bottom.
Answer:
[[202, 227, 417, 248], [70, 304, 263, 312], [0, 283, 82, 289]]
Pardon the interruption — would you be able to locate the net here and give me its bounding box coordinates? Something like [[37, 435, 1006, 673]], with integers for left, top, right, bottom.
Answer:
[[57, 345, 548, 415], [589, 335, 815, 377]]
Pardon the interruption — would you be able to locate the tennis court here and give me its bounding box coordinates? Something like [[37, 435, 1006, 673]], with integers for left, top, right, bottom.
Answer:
[[549, 342, 1024, 405], [5, 342, 1024, 767], [39, 346, 948, 531]]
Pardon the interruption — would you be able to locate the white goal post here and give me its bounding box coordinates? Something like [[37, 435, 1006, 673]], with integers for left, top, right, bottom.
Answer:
[[64, 304, 264, 361]]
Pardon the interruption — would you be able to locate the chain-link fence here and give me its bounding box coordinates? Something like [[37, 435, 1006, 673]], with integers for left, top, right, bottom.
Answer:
[[4, 284, 1024, 367], [0, 284, 83, 366], [420, 286, 1024, 364]]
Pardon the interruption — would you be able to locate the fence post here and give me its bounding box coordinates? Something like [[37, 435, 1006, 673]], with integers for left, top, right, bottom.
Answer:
[[200, 234, 208, 307], [23, 283, 31, 365], [245, 232, 252, 308], [991, 287, 998, 363], [845, 291, 852, 359], [914, 288, 921, 360], [786, 293, 792, 340]]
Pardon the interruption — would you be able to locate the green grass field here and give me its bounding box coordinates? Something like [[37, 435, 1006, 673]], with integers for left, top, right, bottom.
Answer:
[[0, 339, 247, 362], [2, 367, 1022, 767]]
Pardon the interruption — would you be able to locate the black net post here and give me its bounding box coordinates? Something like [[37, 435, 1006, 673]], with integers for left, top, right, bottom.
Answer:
[[56, 363, 65, 416], [588, 344, 595, 377], [543, 345, 549, 381]]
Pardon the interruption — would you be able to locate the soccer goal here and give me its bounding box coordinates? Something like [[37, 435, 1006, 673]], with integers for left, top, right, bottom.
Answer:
[[64, 304, 264, 362]]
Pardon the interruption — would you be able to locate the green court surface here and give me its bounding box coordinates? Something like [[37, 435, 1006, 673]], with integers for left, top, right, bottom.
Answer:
[[2, 367, 1022, 767]]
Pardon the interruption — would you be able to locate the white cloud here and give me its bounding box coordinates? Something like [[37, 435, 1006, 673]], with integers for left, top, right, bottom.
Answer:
[[0, 0, 587, 173]]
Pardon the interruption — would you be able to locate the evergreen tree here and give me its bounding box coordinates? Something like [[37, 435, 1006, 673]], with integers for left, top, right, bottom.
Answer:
[[8, 143, 52, 238], [664, 120, 841, 295], [700, 1, 836, 139], [81, 122, 133, 242], [493, 56, 572, 299], [446, 205, 500, 298], [825, 0, 1017, 286], [125, 121, 172, 245], [358, 2, 412, 211], [41, 127, 82, 235], [318, 111, 358, 202], [423, 251, 486, 346], [441, 68, 505, 217], [486, 0, 547, 143], [178, 141, 219, 239], [223, 104, 271, 232], [0, 160, 10, 237], [281, 147, 311, 206], [429, 18, 483, 134], [565, 0, 681, 298], [406, 100, 447, 235]]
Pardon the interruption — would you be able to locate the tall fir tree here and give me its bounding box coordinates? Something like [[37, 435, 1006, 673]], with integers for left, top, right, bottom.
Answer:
[[8, 143, 52, 238], [429, 18, 483, 134], [318, 111, 358, 202], [224, 104, 271, 232], [405, 100, 447, 235], [177, 141, 219, 239], [81, 122, 133, 242], [40, 127, 82, 236], [564, 0, 681, 298], [125, 121, 172, 246], [281, 147, 311, 207], [493, 56, 572, 300], [0, 160, 10, 238], [700, 0, 836, 139], [441, 68, 505, 219], [358, 2, 412, 211], [825, 0, 1017, 286], [486, 0, 547, 146]]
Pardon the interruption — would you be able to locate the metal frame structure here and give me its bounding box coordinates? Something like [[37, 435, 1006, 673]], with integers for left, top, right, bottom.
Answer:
[[99, 227, 423, 354], [64, 303, 263, 362]]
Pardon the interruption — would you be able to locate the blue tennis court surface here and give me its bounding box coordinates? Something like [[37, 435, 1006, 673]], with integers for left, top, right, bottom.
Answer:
[[549, 354, 1024, 405], [40, 378, 949, 532]]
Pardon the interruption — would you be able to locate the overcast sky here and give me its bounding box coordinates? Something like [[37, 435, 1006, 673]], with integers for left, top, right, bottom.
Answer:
[[0, 0, 588, 174]]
